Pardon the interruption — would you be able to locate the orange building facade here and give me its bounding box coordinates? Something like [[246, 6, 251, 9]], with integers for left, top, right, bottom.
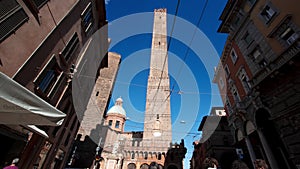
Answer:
[[0, 0, 108, 168], [215, 0, 300, 168]]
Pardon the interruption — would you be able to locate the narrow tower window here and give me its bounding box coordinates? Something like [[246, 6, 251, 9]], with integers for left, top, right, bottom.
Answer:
[[115, 121, 120, 128]]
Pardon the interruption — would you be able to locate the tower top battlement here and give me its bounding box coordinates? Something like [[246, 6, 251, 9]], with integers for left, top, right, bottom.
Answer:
[[154, 8, 167, 13]]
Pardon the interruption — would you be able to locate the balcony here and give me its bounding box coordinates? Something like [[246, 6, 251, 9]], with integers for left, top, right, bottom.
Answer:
[[252, 39, 300, 87], [228, 94, 256, 124], [234, 95, 253, 111]]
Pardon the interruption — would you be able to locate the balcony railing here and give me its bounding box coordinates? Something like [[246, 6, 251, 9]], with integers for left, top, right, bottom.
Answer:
[[252, 39, 300, 87], [228, 94, 255, 123]]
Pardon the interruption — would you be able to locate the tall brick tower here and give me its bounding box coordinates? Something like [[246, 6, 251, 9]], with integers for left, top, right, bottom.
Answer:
[[144, 8, 172, 146], [98, 9, 186, 169]]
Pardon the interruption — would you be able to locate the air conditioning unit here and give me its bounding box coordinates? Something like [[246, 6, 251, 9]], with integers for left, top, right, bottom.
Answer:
[[287, 33, 299, 45]]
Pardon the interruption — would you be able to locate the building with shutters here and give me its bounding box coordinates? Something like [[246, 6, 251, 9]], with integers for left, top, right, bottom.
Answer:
[[214, 0, 300, 168], [0, 0, 108, 168]]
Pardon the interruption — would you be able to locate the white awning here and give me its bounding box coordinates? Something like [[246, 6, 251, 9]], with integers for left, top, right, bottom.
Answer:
[[27, 125, 49, 138], [0, 72, 66, 126]]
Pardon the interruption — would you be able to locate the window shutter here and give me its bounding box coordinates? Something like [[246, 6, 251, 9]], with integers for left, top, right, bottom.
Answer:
[[32, 0, 48, 8], [0, 0, 28, 42]]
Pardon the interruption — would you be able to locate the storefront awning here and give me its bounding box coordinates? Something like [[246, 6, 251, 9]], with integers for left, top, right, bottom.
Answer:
[[0, 72, 66, 126]]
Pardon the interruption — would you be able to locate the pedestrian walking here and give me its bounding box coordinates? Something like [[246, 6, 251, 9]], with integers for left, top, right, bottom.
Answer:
[[3, 158, 19, 169], [231, 160, 249, 169], [254, 159, 268, 169]]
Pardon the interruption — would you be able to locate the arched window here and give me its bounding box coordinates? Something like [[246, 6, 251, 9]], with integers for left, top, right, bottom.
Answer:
[[158, 153, 161, 160], [154, 120, 160, 130], [115, 120, 120, 128]]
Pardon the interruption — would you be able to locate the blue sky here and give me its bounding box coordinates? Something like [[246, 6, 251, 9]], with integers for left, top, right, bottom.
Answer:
[[105, 0, 228, 167]]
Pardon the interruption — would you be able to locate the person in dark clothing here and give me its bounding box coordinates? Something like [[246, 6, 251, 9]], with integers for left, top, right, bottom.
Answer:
[[231, 160, 249, 169], [202, 157, 218, 169], [254, 159, 268, 169]]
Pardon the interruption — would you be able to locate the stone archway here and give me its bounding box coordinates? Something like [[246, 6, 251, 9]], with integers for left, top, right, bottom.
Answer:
[[234, 128, 254, 167], [149, 162, 163, 169], [255, 108, 292, 169], [236, 129, 244, 142], [140, 163, 149, 169], [245, 121, 255, 135], [167, 164, 178, 169], [128, 163, 136, 169]]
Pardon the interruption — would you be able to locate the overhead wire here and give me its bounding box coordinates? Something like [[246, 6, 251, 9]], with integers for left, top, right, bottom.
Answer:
[[165, 0, 209, 102], [147, 0, 181, 117], [114, 80, 245, 97], [142, 0, 214, 117], [133, 0, 223, 122], [125, 123, 200, 135], [121, 1, 221, 141]]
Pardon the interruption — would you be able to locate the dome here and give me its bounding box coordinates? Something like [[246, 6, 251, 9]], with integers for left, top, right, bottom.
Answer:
[[116, 97, 123, 103], [107, 97, 126, 117], [107, 105, 126, 117]]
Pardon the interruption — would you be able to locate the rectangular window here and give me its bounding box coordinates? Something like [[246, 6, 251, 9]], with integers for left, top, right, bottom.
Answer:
[[260, 5, 276, 24], [32, 0, 49, 8], [108, 120, 112, 126], [34, 55, 62, 95], [234, 17, 241, 26], [232, 87, 241, 102], [240, 73, 251, 93], [115, 121, 120, 128], [0, 0, 29, 42], [280, 27, 298, 45], [247, 0, 256, 5], [64, 133, 71, 146], [81, 2, 93, 33], [225, 97, 233, 115], [61, 32, 79, 61], [243, 32, 253, 45], [47, 72, 64, 99], [259, 59, 268, 68], [224, 65, 230, 77], [219, 78, 225, 89], [230, 49, 238, 64], [251, 46, 261, 59]]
